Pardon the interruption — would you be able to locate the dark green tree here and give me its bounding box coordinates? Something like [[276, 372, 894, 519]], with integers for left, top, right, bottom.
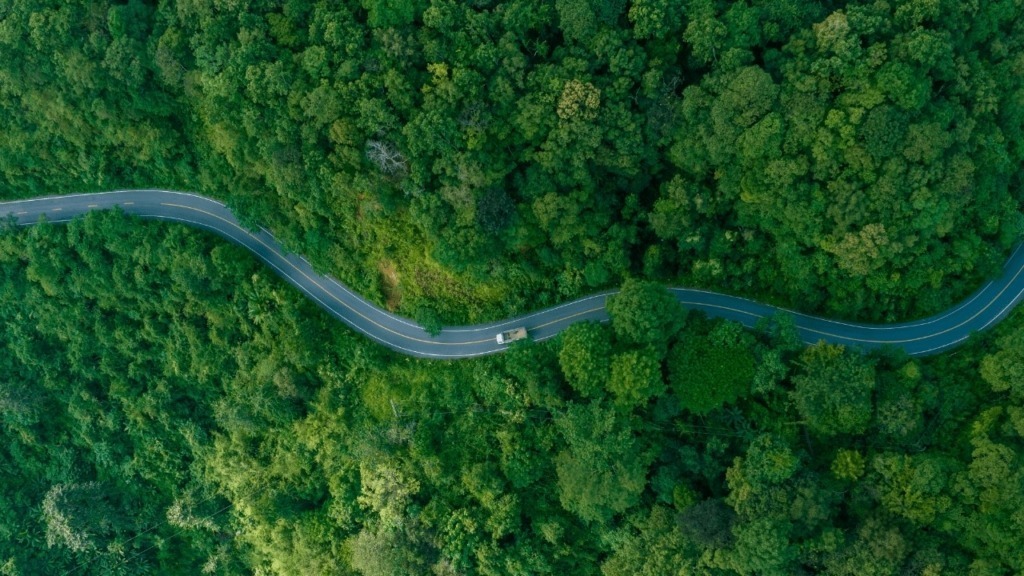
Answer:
[[669, 320, 755, 414], [606, 279, 685, 356]]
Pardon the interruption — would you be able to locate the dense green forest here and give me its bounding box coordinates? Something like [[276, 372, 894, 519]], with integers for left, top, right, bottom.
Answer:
[[3, 0, 1024, 574], [0, 0, 1021, 322], [4, 211, 1024, 574]]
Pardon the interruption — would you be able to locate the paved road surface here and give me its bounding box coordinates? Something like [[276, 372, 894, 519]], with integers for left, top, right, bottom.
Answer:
[[2, 190, 1021, 358]]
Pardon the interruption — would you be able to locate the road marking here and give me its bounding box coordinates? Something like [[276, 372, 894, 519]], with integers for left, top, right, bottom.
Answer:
[[7, 194, 613, 344], [159, 202, 500, 346], [100, 202, 1024, 353], [678, 301, 764, 321], [441, 291, 616, 333], [980, 280, 1024, 332], [672, 257, 1024, 348], [670, 262, 1002, 332], [532, 306, 606, 331], [3, 190, 1020, 359], [0, 189, 225, 208], [790, 258, 1024, 345], [139, 214, 499, 359]]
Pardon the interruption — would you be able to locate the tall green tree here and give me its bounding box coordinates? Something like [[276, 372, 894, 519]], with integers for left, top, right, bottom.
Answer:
[[557, 322, 612, 398], [554, 401, 654, 524], [606, 279, 685, 356], [792, 344, 876, 437]]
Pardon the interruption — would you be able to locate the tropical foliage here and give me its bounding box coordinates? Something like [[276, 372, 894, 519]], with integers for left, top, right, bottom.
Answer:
[[2, 0, 1024, 573], [0, 212, 1023, 573], [0, 0, 1020, 322]]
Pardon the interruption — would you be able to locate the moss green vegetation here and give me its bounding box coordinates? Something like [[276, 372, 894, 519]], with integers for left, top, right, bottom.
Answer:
[[0, 0, 1021, 323], [670, 319, 756, 414], [1, 211, 1024, 574], [2, 0, 1024, 574]]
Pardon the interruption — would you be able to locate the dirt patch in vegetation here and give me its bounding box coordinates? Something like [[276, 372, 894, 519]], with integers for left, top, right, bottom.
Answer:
[[378, 260, 401, 310]]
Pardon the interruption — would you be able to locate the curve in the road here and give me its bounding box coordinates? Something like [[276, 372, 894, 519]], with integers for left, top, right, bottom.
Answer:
[[1, 190, 1021, 358]]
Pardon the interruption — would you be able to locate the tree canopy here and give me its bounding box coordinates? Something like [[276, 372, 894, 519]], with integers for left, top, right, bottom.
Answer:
[[0, 211, 1022, 572], [1, 0, 1024, 573], [0, 0, 1018, 327]]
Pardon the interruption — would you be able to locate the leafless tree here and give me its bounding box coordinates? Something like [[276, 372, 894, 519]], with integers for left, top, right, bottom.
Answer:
[[365, 140, 407, 176]]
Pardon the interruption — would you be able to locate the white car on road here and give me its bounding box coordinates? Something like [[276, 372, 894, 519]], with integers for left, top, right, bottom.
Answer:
[[496, 327, 528, 344]]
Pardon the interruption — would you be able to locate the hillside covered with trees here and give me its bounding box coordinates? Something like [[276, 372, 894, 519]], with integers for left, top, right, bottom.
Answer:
[[3, 210, 1024, 574], [0, 0, 1022, 322], [3, 0, 1024, 574]]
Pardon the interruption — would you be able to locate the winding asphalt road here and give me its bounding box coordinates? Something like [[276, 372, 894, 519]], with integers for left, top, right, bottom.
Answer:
[[1, 190, 1021, 358]]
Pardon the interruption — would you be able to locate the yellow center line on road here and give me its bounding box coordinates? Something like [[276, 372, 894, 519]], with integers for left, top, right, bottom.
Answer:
[[7, 194, 1015, 355], [532, 306, 606, 331], [801, 260, 1024, 344]]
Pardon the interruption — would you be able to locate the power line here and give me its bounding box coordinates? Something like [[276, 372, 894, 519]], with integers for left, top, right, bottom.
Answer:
[[59, 497, 232, 576], [112, 502, 234, 574]]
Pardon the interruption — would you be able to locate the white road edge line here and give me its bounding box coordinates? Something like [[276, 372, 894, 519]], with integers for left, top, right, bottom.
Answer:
[[7, 190, 1022, 359]]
